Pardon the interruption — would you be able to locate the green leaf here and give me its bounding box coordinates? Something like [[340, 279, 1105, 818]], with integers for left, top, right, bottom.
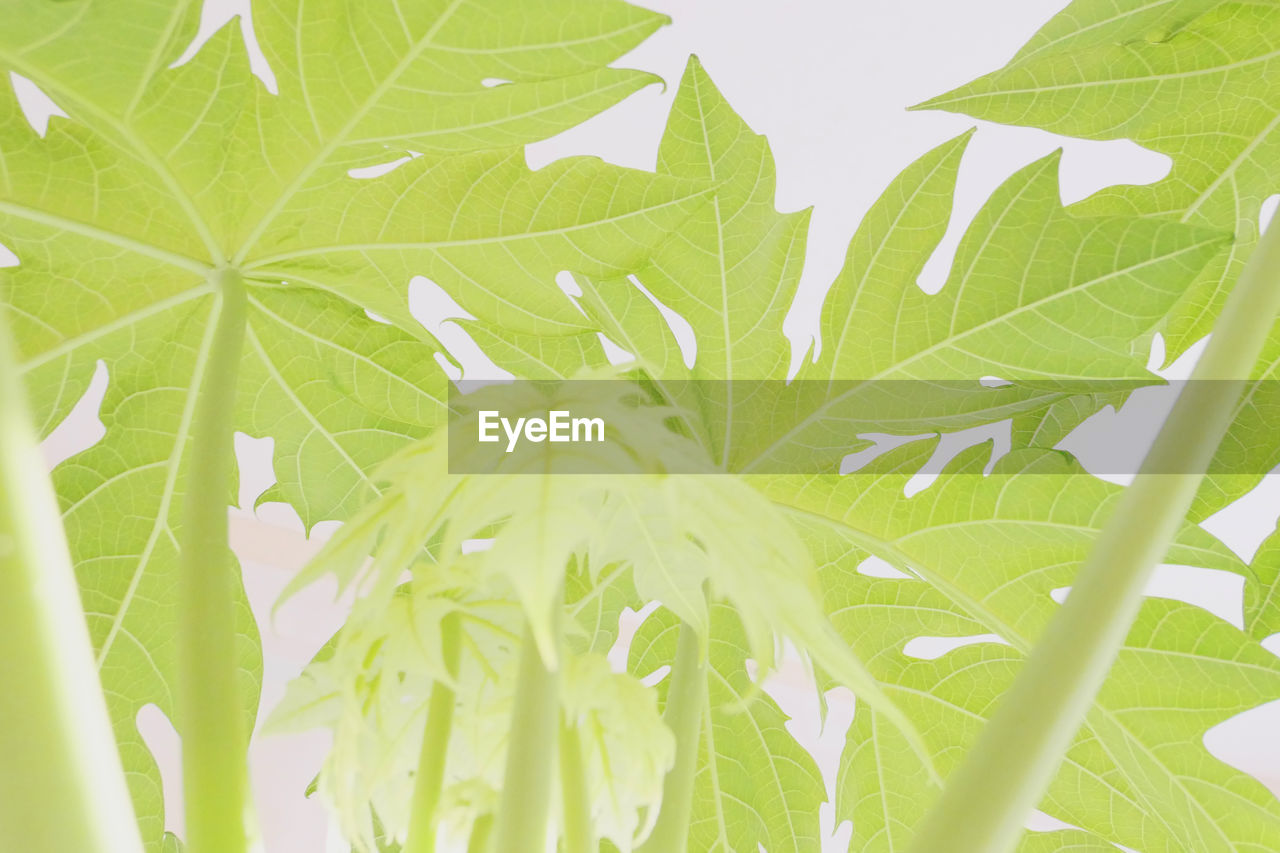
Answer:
[[35, 289, 264, 849], [268, 568, 518, 852], [596, 56, 808, 458], [273, 537, 667, 852], [1017, 829, 1117, 853], [916, 1, 1279, 366], [914, 0, 1280, 517], [14, 1, 1269, 848], [1246, 525, 1280, 641], [0, 0, 701, 845], [765, 132, 1225, 477], [1188, 331, 1280, 518], [564, 559, 637, 657], [812, 141, 1226, 382], [764, 444, 1280, 853], [283, 367, 937, 849], [237, 285, 448, 529], [579, 69, 1225, 479]]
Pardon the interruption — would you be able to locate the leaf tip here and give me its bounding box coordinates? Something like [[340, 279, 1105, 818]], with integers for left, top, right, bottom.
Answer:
[[907, 90, 957, 113], [679, 53, 711, 93], [908, 72, 992, 114]]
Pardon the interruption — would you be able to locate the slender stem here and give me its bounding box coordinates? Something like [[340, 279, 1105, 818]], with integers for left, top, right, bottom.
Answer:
[[906, 221, 1280, 853], [178, 268, 251, 853], [0, 310, 145, 853], [466, 814, 494, 853], [638, 620, 706, 853], [559, 716, 595, 853], [491, 618, 562, 853], [404, 613, 462, 853]]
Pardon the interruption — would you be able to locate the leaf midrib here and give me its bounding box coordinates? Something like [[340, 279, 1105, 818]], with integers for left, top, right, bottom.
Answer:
[[346, 72, 649, 147], [238, 191, 711, 269], [1013, 0, 1176, 63], [0, 46, 226, 263], [246, 292, 447, 412], [427, 16, 662, 57], [707, 657, 804, 852], [230, 0, 468, 266], [92, 287, 220, 671], [244, 325, 379, 506], [1179, 108, 1280, 223], [19, 285, 212, 374], [0, 200, 210, 275], [926, 43, 1280, 107]]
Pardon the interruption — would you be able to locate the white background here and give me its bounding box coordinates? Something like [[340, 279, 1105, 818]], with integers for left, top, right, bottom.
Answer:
[[18, 0, 1280, 850]]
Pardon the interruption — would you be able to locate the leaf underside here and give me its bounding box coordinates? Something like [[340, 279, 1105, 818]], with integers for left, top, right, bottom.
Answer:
[[0, 0, 702, 847], [3, 2, 1280, 853]]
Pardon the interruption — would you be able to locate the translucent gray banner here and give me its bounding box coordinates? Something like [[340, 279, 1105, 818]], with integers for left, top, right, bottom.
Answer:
[[445, 379, 1278, 476]]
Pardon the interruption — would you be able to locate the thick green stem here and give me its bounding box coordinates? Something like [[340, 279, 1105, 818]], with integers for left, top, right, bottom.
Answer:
[[559, 717, 595, 853], [638, 620, 706, 853], [0, 310, 145, 852], [491, 619, 561, 853], [906, 222, 1280, 853], [178, 268, 250, 853], [404, 613, 462, 853], [466, 814, 494, 853]]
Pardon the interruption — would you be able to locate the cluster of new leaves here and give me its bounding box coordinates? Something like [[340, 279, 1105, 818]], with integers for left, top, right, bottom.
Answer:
[[4, 1, 1280, 852], [273, 375, 930, 849], [269, 547, 678, 853]]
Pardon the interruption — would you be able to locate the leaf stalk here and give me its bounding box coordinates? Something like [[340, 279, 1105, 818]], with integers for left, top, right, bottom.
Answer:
[[637, 619, 705, 853], [178, 267, 252, 853], [404, 612, 462, 853], [490, 616, 562, 853], [558, 716, 595, 853], [0, 306, 145, 853], [466, 814, 494, 853]]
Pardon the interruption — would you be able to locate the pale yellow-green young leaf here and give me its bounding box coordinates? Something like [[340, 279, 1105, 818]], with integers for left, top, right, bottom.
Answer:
[[560, 653, 677, 851]]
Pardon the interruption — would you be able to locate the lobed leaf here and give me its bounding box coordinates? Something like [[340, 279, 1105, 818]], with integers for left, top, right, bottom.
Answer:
[[917, 0, 1280, 362], [0, 0, 701, 845], [764, 444, 1280, 852], [915, 0, 1280, 515]]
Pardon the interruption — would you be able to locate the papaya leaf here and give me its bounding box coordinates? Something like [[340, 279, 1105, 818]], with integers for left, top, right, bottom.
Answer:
[[0, 1, 704, 845], [916, 0, 1280, 516], [765, 444, 1280, 853]]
